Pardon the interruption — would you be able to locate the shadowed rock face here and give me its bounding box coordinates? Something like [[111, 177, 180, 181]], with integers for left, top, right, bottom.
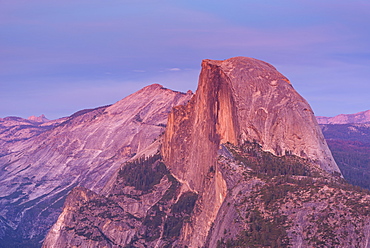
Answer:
[[162, 57, 340, 246], [0, 84, 191, 247]]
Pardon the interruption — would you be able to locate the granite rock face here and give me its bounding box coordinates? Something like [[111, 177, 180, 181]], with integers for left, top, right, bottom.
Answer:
[[163, 57, 339, 186], [43, 154, 198, 248], [161, 57, 340, 246], [0, 84, 191, 247]]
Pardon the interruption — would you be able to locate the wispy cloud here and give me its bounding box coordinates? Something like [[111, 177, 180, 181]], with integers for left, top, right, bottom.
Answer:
[[1, 0, 369, 118]]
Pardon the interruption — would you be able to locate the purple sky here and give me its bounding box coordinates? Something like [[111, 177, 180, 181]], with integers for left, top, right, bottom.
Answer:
[[1, 1, 370, 120]]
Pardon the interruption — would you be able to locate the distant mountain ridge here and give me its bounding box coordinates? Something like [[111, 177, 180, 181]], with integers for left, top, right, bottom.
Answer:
[[318, 111, 370, 191], [317, 109, 370, 124]]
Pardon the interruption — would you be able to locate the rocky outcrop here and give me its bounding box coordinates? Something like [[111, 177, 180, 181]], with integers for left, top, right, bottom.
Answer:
[[28, 114, 50, 123], [43, 154, 198, 248], [317, 109, 370, 124], [0, 84, 191, 247], [163, 57, 339, 176], [161, 57, 340, 247]]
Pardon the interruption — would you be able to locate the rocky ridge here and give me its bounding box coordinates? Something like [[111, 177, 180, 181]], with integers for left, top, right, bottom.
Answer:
[[28, 114, 50, 123], [317, 109, 370, 124], [0, 115, 62, 144], [0, 84, 191, 247]]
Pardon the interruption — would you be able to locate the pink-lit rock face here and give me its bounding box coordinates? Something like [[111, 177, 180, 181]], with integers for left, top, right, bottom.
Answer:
[[164, 57, 339, 191], [162, 57, 340, 246], [0, 84, 192, 245], [317, 109, 370, 124]]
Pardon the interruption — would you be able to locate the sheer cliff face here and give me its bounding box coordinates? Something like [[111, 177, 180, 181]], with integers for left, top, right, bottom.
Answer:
[[0, 84, 191, 247], [162, 57, 340, 246], [163, 57, 339, 181]]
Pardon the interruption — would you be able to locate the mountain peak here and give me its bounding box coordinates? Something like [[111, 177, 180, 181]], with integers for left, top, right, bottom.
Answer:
[[141, 83, 164, 91], [28, 114, 49, 123], [0, 84, 192, 246], [203, 57, 291, 86], [162, 56, 340, 246], [166, 56, 338, 173]]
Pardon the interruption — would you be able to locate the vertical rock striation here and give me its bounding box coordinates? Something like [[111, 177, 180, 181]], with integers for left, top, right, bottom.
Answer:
[[162, 57, 340, 246]]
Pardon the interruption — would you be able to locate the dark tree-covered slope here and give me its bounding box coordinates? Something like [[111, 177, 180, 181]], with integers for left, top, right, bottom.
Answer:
[[320, 123, 370, 190]]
